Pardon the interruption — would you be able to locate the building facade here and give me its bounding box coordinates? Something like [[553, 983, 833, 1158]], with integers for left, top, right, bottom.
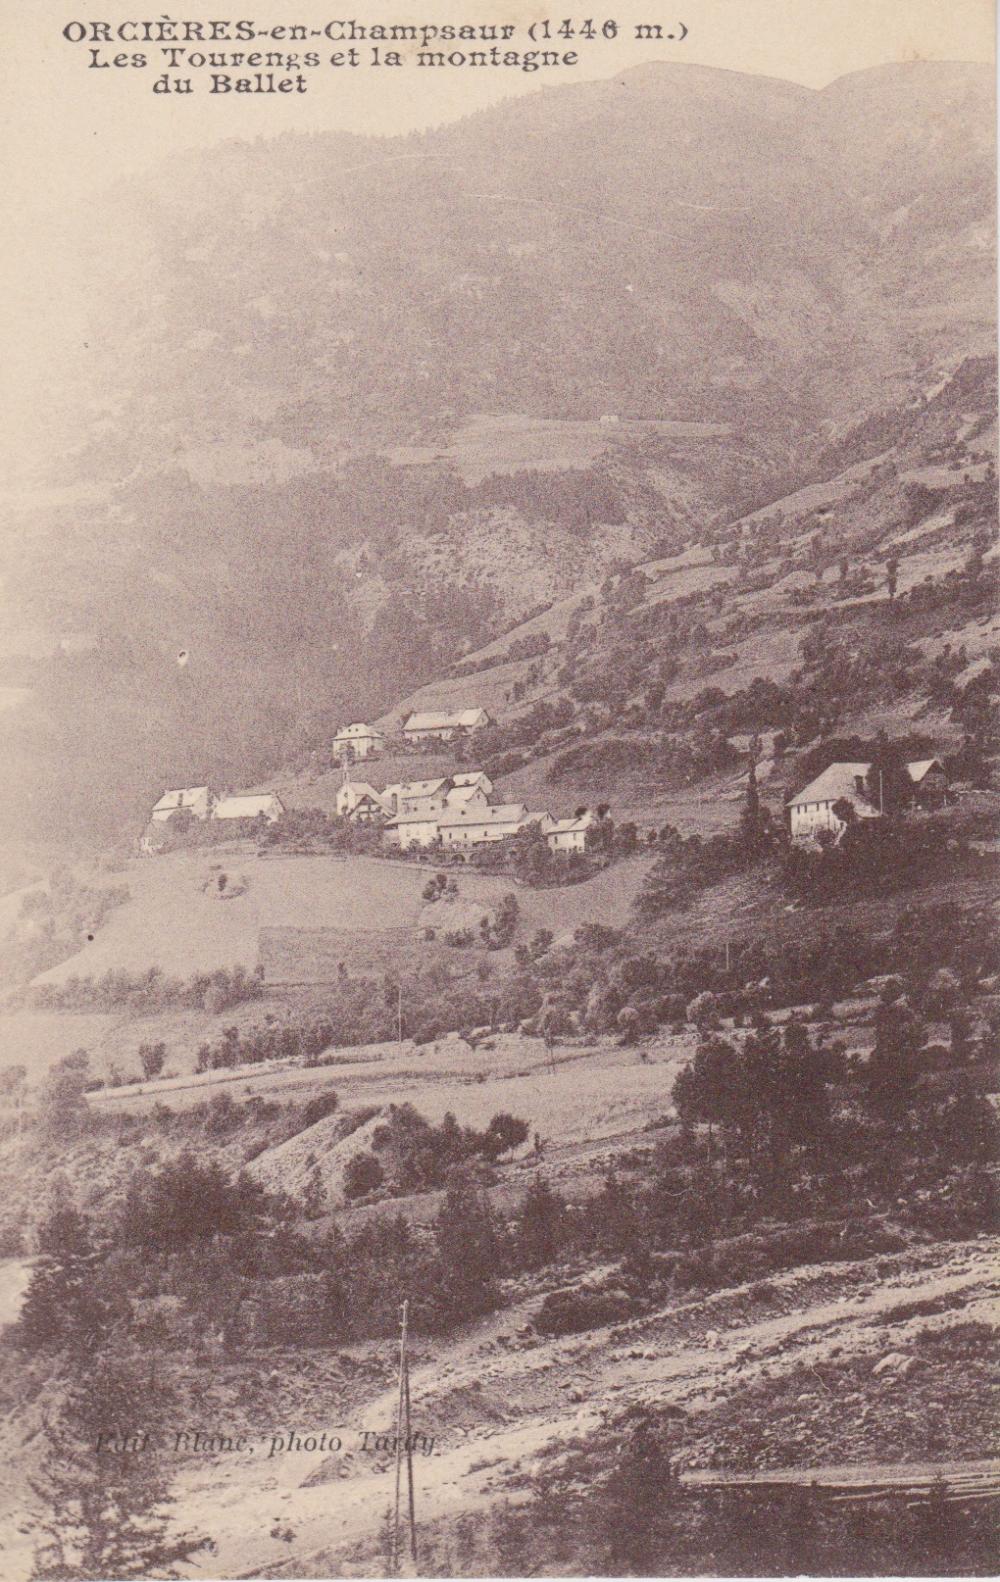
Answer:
[[402, 708, 491, 743], [386, 813, 442, 850], [150, 786, 215, 822], [213, 792, 285, 823], [438, 802, 530, 849], [545, 811, 593, 853], [333, 723, 385, 761], [335, 782, 386, 821]]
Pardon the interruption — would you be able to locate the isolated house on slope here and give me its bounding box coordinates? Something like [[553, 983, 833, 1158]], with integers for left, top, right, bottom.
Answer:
[[150, 786, 214, 822], [333, 723, 385, 761], [402, 708, 490, 743], [212, 792, 285, 823], [787, 763, 878, 841], [788, 757, 949, 841]]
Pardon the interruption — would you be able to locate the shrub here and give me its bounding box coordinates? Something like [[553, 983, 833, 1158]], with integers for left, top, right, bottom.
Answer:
[[343, 1152, 385, 1200], [300, 1092, 339, 1130], [533, 1285, 639, 1336]]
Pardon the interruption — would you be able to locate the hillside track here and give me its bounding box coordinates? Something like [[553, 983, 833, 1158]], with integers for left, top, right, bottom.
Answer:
[[158, 1235, 998, 1579]]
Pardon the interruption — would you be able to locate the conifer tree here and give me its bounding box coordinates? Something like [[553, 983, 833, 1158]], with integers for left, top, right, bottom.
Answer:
[[28, 1349, 210, 1580], [18, 1205, 107, 1355]]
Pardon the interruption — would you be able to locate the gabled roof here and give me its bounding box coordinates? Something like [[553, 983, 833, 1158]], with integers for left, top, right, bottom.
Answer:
[[398, 778, 449, 798], [446, 783, 487, 804], [214, 793, 284, 819], [334, 722, 384, 739], [339, 782, 384, 809], [386, 810, 443, 827], [403, 708, 488, 731], [547, 813, 593, 835], [452, 770, 492, 788], [152, 786, 210, 812], [906, 758, 945, 783], [787, 762, 873, 808], [438, 802, 527, 828]]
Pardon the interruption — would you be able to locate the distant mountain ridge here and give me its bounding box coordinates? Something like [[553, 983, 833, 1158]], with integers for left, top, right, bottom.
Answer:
[[0, 59, 994, 843]]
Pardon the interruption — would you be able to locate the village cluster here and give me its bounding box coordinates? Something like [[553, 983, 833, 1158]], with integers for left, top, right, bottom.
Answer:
[[145, 698, 952, 859], [145, 707, 594, 857]]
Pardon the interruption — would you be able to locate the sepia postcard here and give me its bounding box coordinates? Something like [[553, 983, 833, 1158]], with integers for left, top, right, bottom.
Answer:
[[0, 0, 997, 1576]]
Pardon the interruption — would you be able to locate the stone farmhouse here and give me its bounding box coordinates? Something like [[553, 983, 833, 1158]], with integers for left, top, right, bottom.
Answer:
[[143, 785, 285, 847], [402, 707, 491, 743], [788, 758, 948, 842], [333, 723, 385, 761]]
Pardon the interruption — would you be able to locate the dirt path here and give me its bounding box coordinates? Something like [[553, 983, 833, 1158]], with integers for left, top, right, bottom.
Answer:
[[161, 1236, 997, 1579]]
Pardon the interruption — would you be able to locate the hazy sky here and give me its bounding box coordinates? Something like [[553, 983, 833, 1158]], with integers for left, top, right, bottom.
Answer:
[[0, 0, 994, 467], [3, 0, 994, 208]]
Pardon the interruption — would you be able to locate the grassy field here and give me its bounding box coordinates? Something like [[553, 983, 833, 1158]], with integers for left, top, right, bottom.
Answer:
[[28, 851, 654, 988], [29, 853, 438, 986], [90, 1027, 691, 1175], [644, 861, 1000, 960], [386, 412, 730, 485], [6, 854, 654, 1081]]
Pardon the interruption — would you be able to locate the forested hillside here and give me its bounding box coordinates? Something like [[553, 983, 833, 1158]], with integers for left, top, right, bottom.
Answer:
[[0, 59, 994, 846]]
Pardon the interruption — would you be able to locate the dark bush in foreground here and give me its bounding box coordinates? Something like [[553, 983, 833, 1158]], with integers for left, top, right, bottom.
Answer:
[[533, 1284, 640, 1336]]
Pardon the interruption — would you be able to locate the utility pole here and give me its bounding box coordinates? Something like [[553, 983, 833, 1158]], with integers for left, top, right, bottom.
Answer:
[[390, 1299, 407, 1576], [404, 1349, 417, 1568], [390, 1298, 418, 1574]]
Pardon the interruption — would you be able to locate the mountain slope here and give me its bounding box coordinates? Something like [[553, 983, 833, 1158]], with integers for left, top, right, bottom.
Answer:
[[0, 60, 994, 845]]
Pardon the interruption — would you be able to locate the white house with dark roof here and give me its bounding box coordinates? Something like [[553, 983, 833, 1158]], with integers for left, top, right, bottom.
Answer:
[[402, 707, 491, 742], [150, 786, 215, 822], [333, 723, 385, 761]]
